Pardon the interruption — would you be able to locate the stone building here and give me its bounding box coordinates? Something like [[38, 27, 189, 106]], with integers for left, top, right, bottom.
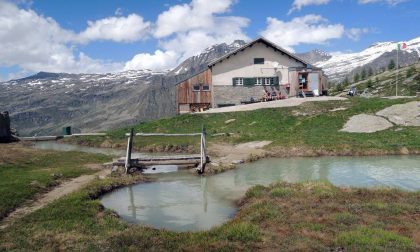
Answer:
[[176, 37, 328, 114]]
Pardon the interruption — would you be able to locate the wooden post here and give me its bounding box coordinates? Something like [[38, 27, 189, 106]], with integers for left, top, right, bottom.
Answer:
[[0, 111, 12, 143], [198, 125, 207, 174], [125, 128, 134, 174]]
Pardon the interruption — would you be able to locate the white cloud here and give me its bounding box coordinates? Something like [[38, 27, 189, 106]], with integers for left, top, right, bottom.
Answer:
[[288, 0, 331, 14], [358, 0, 408, 5], [0, 1, 153, 76], [78, 14, 151, 43], [147, 0, 249, 69], [346, 28, 370, 41], [114, 7, 123, 16], [154, 0, 235, 38], [260, 15, 344, 52], [124, 50, 179, 71]]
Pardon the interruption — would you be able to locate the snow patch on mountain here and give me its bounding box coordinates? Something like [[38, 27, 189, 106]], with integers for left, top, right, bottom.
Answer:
[[315, 37, 420, 81]]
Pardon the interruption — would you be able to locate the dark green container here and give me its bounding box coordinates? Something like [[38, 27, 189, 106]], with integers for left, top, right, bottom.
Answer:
[[62, 126, 72, 135]]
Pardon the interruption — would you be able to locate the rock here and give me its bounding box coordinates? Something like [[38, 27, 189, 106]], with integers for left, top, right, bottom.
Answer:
[[231, 159, 244, 164], [225, 119, 236, 124], [376, 101, 420, 126], [51, 173, 63, 179], [340, 114, 393, 133], [111, 166, 119, 173], [330, 107, 347, 112]]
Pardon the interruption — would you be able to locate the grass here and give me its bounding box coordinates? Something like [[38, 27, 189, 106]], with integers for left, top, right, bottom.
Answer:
[[330, 62, 420, 97], [63, 97, 420, 155], [0, 180, 418, 251], [0, 143, 110, 219]]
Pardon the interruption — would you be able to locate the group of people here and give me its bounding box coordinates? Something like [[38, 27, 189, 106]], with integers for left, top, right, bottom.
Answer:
[[262, 89, 283, 102]]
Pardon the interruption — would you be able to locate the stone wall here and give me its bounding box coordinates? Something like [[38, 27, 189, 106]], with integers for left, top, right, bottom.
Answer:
[[213, 85, 285, 107]]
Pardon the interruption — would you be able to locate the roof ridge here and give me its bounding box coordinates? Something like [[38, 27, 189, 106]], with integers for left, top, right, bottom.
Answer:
[[208, 37, 312, 67]]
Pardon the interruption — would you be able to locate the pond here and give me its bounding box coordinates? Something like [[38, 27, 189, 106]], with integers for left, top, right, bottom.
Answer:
[[101, 155, 420, 232], [30, 142, 420, 231]]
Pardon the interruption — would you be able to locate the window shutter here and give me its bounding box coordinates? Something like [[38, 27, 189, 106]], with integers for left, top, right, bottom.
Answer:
[[274, 76, 279, 85], [244, 78, 254, 86], [232, 78, 237, 86]]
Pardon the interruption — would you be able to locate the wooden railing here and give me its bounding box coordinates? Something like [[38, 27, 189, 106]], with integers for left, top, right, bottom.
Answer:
[[124, 126, 208, 174]]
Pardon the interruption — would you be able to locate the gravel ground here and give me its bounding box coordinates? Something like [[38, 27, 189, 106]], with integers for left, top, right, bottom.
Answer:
[[201, 96, 347, 114]]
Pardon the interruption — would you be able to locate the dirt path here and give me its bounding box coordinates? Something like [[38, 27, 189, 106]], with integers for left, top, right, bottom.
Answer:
[[0, 166, 110, 230], [209, 141, 272, 165], [200, 97, 347, 114]]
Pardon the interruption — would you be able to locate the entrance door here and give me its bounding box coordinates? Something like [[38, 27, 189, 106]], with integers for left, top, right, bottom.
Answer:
[[308, 73, 319, 91]]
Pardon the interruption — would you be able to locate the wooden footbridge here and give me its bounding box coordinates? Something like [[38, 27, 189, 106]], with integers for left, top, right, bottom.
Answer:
[[113, 127, 210, 174]]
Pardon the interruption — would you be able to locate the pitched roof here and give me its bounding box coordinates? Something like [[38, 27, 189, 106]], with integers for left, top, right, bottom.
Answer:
[[208, 37, 312, 68]]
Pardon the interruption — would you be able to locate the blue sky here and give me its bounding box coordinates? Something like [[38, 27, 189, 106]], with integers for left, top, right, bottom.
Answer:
[[0, 0, 419, 80]]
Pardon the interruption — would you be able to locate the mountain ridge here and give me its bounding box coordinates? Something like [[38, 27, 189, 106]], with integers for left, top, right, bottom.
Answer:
[[2, 36, 419, 135]]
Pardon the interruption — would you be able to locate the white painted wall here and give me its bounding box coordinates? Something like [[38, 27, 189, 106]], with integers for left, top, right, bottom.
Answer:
[[211, 42, 305, 86]]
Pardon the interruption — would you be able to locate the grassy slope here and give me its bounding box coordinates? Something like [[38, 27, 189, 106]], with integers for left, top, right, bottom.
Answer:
[[330, 62, 420, 97], [0, 179, 418, 251], [0, 144, 110, 219], [64, 97, 420, 154]]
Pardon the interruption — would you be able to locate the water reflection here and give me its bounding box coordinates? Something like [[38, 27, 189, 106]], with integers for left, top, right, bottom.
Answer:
[[101, 176, 236, 232], [102, 156, 420, 232]]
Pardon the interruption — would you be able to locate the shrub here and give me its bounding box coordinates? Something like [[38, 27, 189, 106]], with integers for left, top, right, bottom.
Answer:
[[367, 79, 373, 88], [388, 59, 396, 70], [354, 73, 360, 83], [406, 65, 416, 78]]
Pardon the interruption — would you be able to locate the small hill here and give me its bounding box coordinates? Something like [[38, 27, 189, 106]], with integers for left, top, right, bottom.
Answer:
[[330, 62, 420, 97]]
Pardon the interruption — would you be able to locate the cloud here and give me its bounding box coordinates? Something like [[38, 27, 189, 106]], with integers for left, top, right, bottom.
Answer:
[[260, 15, 344, 52], [149, 0, 249, 68], [124, 50, 179, 71], [114, 7, 123, 16], [0, 0, 251, 76], [0, 1, 154, 76], [358, 0, 408, 5], [77, 14, 151, 43], [154, 0, 235, 38], [288, 0, 331, 14], [346, 27, 370, 41], [0, 1, 77, 72]]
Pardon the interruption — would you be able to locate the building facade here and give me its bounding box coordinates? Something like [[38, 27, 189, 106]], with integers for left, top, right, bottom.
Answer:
[[176, 37, 327, 114]]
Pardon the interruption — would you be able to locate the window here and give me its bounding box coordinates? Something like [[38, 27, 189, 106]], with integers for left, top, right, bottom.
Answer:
[[193, 85, 200, 91], [255, 77, 263, 85], [235, 78, 244, 86], [264, 78, 271, 85], [202, 85, 210, 91], [254, 58, 264, 64]]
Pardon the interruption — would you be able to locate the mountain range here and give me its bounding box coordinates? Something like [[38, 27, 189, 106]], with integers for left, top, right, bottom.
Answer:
[[1, 37, 419, 136]]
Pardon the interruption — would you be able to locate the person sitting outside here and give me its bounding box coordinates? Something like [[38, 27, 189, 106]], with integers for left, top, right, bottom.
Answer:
[[262, 90, 270, 102]]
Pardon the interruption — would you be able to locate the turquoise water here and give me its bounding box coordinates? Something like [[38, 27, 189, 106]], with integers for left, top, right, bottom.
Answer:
[[101, 155, 420, 231]]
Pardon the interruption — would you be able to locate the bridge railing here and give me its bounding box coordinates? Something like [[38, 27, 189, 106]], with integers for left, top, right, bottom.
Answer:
[[124, 126, 207, 174]]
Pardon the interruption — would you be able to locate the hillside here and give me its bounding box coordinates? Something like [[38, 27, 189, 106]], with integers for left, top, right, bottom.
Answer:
[[0, 41, 245, 136], [2, 36, 419, 136], [64, 97, 420, 156], [330, 62, 420, 96]]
